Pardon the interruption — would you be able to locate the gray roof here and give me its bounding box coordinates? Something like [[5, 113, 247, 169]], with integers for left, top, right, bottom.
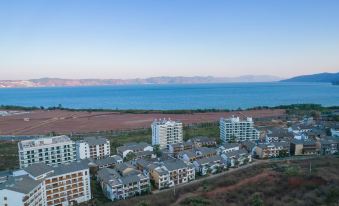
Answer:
[[224, 149, 249, 158], [116, 142, 151, 153], [97, 166, 148, 186], [24, 163, 54, 177], [191, 136, 216, 143], [163, 159, 188, 171], [222, 143, 240, 149], [291, 139, 316, 145], [198, 147, 217, 155], [178, 150, 197, 158], [92, 156, 122, 167], [83, 137, 108, 146], [0, 175, 42, 194], [195, 156, 223, 165], [53, 160, 89, 176]]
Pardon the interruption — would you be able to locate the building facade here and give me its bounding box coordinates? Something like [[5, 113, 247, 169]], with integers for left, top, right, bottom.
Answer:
[[76, 137, 110, 160], [220, 116, 259, 143], [0, 161, 91, 206], [152, 119, 183, 149], [18, 135, 77, 168]]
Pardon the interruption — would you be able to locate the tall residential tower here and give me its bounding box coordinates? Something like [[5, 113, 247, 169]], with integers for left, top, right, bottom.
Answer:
[[152, 119, 183, 149]]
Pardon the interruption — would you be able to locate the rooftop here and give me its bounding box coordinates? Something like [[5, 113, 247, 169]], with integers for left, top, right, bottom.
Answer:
[[19, 135, 73, 150], [83, 136, 108, 146]]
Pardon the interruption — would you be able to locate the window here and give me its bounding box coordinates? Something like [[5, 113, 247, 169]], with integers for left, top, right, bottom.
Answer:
[[4, 197, 7, 200]]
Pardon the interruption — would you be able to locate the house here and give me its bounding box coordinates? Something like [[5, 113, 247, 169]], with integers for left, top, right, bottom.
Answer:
[[88, 155, 123, 169], [255, 142, 290, 159], [168, 142, 194, 154], [318, 137, 339, 155], [97, 164, 150, 201], [290, 139, 317, 156], [193, 156, 226, 176], [241, 140, 256, 155], [188, 136, 217, 147], [265, 128, 294, 143], [221, 149, 251, 167], [177, 147, 217, 163], [331, 128, 339, 137], [116, 142, 153, 159], [135, 159, 195, 189], [217, 143, 239, 155]]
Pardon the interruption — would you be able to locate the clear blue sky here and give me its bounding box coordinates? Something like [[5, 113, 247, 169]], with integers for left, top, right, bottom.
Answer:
[[0, 0, 338, 80]]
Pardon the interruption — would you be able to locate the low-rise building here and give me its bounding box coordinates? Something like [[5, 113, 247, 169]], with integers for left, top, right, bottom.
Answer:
[[221, 149, 252, 167], [76, 137, 110, 160], [135, 159, 195, 190], [97, 164, 150, 201], [318, 137, 339, 155], [178, 147, 217, 163], [290, 139, 317, 156], [88, 155, 123, 169], [168, 142, 194, 154], [116, 142, 153, 159], [188, 136, 217, 148], [255, 142, 290, 159], [193, 156, 226, 176], [265, 128, 294, 143], [217, 143, 239, 155]]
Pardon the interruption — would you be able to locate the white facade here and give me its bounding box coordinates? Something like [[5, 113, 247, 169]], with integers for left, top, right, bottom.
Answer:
[[76, 137, 110, 160], [0, 161, 91, 206], [152, 119, 183, 149], [220, 116, 259, 143], [331, 128, 339, 137], [18, 135, 77, 168]]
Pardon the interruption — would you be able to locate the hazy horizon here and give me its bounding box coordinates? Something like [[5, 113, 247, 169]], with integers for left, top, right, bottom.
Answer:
[[1, 0, 339, 80]]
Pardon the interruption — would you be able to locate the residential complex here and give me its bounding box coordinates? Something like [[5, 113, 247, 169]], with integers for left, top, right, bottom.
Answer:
[[220, 116, 259, 143], [97, 163, 150, 201], [18, 135, 77, 168], [0, 161, 91, 206], [76, 137, 110, 160], [255, 142, 290, 159], [116, 142, 154, 159], [152, 119, 183, 149]]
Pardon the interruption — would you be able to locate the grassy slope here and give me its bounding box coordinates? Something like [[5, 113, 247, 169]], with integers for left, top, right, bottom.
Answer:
[[99, 157, 339, 206]]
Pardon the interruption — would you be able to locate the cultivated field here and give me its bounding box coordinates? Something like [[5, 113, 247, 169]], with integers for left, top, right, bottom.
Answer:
[[0, 109, 285, 135]]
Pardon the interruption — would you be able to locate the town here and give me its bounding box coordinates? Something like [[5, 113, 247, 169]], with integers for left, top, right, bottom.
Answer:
[[0, 110, 338, 206]]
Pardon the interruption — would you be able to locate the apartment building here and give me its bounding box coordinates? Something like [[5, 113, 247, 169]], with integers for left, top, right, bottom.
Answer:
[[76, 137, 110, 160], [97, 164, 150, 201], [152, 119, 183, 149], [220, 116, 259, 143], [318, 137, 339, 155], [0, 161, 91, 206], [18, 135, 77, 168], [168, 142, 194, 154]]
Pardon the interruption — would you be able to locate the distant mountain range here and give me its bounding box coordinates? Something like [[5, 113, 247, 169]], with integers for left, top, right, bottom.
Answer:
[[281, 72, 339, 83], [0, 75, 282, 88]]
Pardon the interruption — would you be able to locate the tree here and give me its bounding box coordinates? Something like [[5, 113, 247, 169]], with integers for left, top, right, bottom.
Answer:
[[153, 144, 162, 157], [251, 194, 264, 206], [124, 152, 137, 162]]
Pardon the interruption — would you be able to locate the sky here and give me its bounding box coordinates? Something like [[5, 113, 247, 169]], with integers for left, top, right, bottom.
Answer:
[[0, 0, 338, 80]]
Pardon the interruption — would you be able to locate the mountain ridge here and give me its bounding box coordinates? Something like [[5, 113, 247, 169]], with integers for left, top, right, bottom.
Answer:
[[281, 72, 339, 83], [0, 75, 282, 88]]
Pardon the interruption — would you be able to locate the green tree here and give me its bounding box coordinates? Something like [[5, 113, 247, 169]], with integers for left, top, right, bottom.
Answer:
[[124, 152, 137, 162], [251, 194, 264, 206], [153, 144, 162, 157]]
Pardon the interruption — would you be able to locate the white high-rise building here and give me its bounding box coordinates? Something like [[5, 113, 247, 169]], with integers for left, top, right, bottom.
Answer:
[[152, 119, 183, 149], [18, 135, 77, 168], [220, 116, 259, 143], [76, 137, 110, 160]]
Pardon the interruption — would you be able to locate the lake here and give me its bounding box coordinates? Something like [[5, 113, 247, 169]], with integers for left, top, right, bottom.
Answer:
[[0, 82, 338, 110]]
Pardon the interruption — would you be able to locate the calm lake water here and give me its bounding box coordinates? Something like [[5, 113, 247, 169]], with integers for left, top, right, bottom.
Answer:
[[0, 82, 338, 110]]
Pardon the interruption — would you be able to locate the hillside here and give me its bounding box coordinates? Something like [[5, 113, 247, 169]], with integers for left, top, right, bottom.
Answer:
[[282, 72, 339, 83], [0, 75, 281, 88]]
